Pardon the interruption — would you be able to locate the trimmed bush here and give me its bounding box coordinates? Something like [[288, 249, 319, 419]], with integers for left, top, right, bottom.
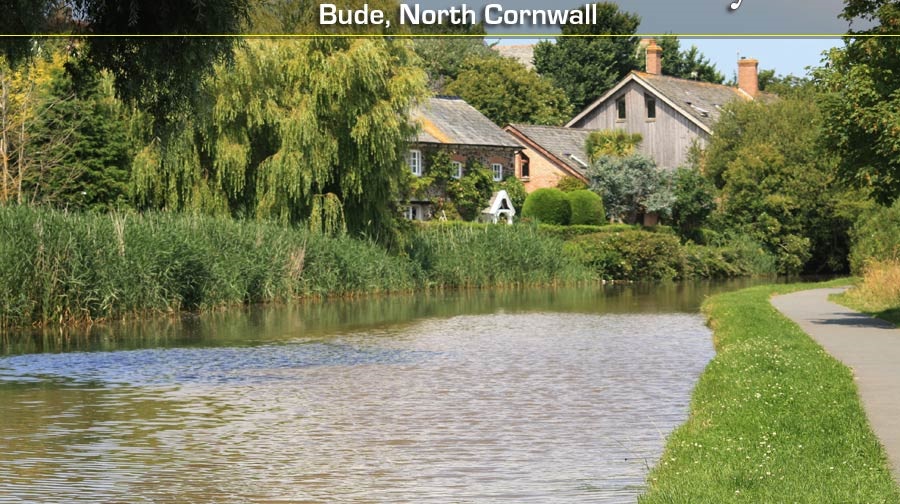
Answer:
[[566, 190, 606, 226], [563, 230, 684, 281], [522, 188, 571, 225]]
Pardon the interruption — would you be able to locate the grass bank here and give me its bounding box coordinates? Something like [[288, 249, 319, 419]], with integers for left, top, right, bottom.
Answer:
[[639, 281, 900, 503], [832, 260, 900, 326]]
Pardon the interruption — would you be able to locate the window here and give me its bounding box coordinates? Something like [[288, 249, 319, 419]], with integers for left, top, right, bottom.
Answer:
[[407, 149, 422, 177], [405, 205, 419, 221], [520, 154, 530, 179], [616, 97, 626, 121], [452, 161, 463, 179], [645, 95, 656, 120], [492, 163, 503, 182]]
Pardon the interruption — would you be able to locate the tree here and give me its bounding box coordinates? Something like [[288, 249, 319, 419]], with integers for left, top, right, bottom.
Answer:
[[445, 55, 572, 126], [587, 154, 673, 223], [656, 37, 724, 84], [533, 2, 640, 111], [1, 0, 252, 124], [703, 97, 872, 273], [670, 166, 716, 242], [131, 38, 427, 243], [585, 130, 642, 162], [817, 0, 900, 206]]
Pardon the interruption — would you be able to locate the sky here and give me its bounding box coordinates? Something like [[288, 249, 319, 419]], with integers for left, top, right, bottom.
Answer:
[[490, 37, 840, 78]]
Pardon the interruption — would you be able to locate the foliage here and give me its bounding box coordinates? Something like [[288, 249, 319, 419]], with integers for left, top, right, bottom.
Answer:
[[585, 129, 642, 162], [566, 190, 605, 225], [656, 36, 724, 84], [406, 222, 592, 288], [445, 55, 572, 127], [816, 1, 900, 206], [25, 58, 132, 210], [0, 206, 419, 329], [533, 2, 640, 111], [563, 230, 683, 280], [834, 260, 900, 327], [522, 188, 571, 225], [670, 166, 716, 242], [703, 97, 871, 273], [447, 162, 496, 221], [499, 175, 527, 214], [131, 38, 427, 245], [848, 200, 900, 275], [640, 282, 900, 503], [555, 176, 587, 192], [410, 21, 496, 93], [757, 69, 810, 95], [588, 154, 673, 223], [1, 0, 252, 123]]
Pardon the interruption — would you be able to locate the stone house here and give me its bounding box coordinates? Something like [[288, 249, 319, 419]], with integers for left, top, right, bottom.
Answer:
[[406, 96, 522, 220]]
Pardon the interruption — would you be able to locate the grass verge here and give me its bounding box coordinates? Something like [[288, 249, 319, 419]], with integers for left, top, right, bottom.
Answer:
[[831, 260, 900, 327], [639, 280, 900, 503]]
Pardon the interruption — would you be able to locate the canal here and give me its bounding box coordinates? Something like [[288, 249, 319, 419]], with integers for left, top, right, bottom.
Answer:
[[0, 280, 768, 503]]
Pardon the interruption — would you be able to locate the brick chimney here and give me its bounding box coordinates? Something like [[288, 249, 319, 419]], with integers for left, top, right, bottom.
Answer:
[[645, 39, 662, 75], [738, 57, 759, 97]]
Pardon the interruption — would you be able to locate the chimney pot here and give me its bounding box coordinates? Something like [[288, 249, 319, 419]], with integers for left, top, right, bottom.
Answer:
[[645, 39, 662, 75], [737, 58, 759, 98]]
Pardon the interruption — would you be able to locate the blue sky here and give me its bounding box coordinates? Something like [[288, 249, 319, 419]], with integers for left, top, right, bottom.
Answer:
[[491, 37, 842, 78]]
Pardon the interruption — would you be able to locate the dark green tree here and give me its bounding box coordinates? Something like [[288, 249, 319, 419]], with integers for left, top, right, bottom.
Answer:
[[533, 2, 640, 111], [816, 0, 900, 206], [670, 166, 716, 242], [703, 97, 872, 273], [445, 55, 572, 126], [1, 0, 251, 124], [656, 37, 724, 84], [25, 62, 132, 210]]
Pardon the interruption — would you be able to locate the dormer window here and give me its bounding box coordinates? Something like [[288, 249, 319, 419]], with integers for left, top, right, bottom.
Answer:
[[408, 149, 423, 177]]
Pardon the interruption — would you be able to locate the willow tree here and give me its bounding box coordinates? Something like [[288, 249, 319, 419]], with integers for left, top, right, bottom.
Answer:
[[132, 38, 427, 240]]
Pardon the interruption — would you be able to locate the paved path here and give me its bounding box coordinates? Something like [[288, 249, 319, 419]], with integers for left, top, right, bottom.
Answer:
[[772, 288, 900, 482]]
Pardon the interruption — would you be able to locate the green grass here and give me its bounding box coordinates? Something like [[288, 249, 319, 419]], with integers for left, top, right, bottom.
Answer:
[[639, 280, 900, 503]]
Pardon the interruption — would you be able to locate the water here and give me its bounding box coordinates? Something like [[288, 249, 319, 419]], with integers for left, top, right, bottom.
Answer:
[[0, 281, 765, 503]]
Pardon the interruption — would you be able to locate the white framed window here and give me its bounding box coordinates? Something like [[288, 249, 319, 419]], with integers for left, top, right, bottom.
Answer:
[[452, 161, 463, 179], [491, 163, 503, 182], [408, 149, 423, 177], [405, 205, 419, 221]]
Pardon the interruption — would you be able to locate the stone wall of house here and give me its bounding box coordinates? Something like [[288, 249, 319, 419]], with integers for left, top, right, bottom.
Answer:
[[414, 143, 518, 180]]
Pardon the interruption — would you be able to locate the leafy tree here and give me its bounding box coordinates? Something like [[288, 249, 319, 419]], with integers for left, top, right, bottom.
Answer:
[[414, 38, 496, 93], [817, 0, 900, 206], [445, 55, 572, 126], [703, 97, 872, 273], [585, 130, 642, 162], [131, 38, 427, 243], [656, 37, 724, 84], [587, 154, 673, 224], [1, 0, 252, 123], [670, 166, 716, 242], [533, 2, 640, 111], [757, 69, 810, 95], [24, 58, 132, 210], [499, 176, 527, 214]]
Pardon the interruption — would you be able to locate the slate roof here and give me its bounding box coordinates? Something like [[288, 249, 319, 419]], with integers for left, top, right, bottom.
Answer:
[[633, 71, 749, 130], [493, 44, 536, 71], [506, 124, 594, 176], [412, 97, 520, 148]]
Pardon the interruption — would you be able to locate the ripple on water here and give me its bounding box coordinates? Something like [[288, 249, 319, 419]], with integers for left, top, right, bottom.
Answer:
[[0, 312, 713, 503]]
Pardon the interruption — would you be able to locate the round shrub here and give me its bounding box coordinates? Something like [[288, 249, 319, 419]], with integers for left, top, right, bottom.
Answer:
[[522, 188, 571, 225], [566, 190, 606, 225]]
